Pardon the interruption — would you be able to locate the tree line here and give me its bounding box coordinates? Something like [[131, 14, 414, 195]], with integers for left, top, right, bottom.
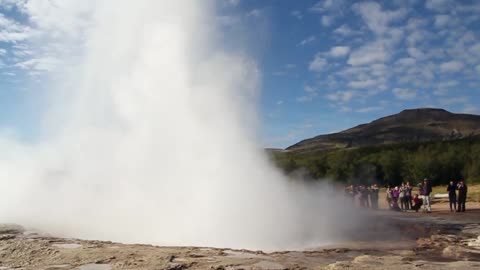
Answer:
[[271, 136, 480, 187]]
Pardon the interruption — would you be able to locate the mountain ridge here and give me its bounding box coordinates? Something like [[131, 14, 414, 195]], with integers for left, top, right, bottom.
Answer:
[[286, 108, 480, 153]]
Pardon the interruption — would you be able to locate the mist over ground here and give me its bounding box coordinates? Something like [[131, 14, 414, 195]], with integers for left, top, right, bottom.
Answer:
[[0, 0, 364, 250]]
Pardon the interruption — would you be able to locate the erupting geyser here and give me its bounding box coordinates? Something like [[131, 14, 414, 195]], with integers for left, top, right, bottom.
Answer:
[[0, 0, 359, 250]]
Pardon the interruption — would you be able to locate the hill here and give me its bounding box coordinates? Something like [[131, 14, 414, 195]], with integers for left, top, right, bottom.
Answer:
[[286, 108, 480, 153]]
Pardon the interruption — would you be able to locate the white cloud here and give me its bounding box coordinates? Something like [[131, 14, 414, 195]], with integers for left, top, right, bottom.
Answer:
[[426, 48, 445, 59], [353, 2, 408, 35], [339, 106, 352, 112], [433, 89, 448, 96], [348, 79, 377, 89], [291, 10, 303, 20], [310, 0, 345, 13], [14, 56, 60, 72], [326, 90, 356, 103], [309, 54, 328, 72], [333, 24, 355, 36], [246, 9, 261, 17], [356, 106, 383, 113], [393, 88, 417, 100], [321, 15, 334, 27], [285, 64, 296, 69], [456, 2, 480, 13], [440, 60, 464, 73], [296, 96, 312, 103], [276, 100, 284, 105], [407, 47, 425, 60], [304, 85, 316, 93], [0, 48, 6, 56], [18, 0, 96, 38], [0, 13, 32, 42], [440, 96, 468, 105], [395, 57, 416, 66], [0, 0, 25, 9], [434, 14, 451, 28], [347, 43, 388, 66], [298, 35, 315, 46], [370, 63, 388, 77], [406, 18, 429, 31], [328, 46, 350, 57], [296, 85, 318, 103], [436, 80, 458, 88], [425, 0, 455, 12], [425, 80, 457, 95], [471, 43, 480, 57]]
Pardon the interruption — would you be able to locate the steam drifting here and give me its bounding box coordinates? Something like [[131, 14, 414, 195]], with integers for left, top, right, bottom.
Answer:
[[0, 0, 360, 250]]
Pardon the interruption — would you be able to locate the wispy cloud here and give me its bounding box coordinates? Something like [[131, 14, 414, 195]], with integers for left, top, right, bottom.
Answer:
[[14, 56, 60, 72], [291, 10, 303, 20], [328, 46, 350, 57], [326, 90, 356, 103], [310, 0, 346, 13], [352, 1, 407, 35], [440, 60, 465, 73], [393, 88, 417, 100], [333, 24, 358, 36], [347, 42, 388, 66], [356, 106, 383, 113], [425, 0, 455, 12], [321, 15, 334, 27], [298, 35, 315, 46], [440, 97, 468, 105], [296, 85, 318, 103], [246, 9, 262, 17], [309, 53, 328, 72]]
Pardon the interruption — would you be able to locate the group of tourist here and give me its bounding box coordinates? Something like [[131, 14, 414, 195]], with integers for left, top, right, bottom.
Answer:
[[344, 178, 469, 213], [386, 179, 430, 212], [344, 184, 380, 209], [447, 180, 468, 212]]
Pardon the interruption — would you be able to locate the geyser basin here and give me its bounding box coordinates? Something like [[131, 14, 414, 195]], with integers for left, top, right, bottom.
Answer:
[[0, 0, 362, 250]]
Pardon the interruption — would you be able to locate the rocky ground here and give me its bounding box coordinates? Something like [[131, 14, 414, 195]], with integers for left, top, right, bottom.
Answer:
[[1, 202, 480, 270]]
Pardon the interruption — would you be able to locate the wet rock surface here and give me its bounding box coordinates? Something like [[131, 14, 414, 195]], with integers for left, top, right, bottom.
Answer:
[[1, 209, 480, 269]]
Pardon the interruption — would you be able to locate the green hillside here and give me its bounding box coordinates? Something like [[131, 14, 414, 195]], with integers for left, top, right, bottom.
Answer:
[[271, 135, 480, 187]]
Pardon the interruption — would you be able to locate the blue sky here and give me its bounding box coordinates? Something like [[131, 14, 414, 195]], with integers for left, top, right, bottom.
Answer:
[[1, 0, 480, 148]]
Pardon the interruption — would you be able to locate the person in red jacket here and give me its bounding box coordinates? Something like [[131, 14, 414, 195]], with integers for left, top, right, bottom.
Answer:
[[411, 194, 423, 212]]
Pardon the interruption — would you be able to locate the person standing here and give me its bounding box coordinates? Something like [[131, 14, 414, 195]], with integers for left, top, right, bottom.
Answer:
[[405, 181, 412, 210], [392, 186, 400, 210], [447, 181, 457, 212], [386, 185, 393, 209], [370, 184, 379, 209], [457, 180, 468, 212], [422, 178, 432, 213], [399, 183, 406, 211], [359, 185, 369, 208]]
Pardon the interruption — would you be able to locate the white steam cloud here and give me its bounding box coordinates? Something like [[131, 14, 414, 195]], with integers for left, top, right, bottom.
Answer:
[[0, 0, 361, 250]]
